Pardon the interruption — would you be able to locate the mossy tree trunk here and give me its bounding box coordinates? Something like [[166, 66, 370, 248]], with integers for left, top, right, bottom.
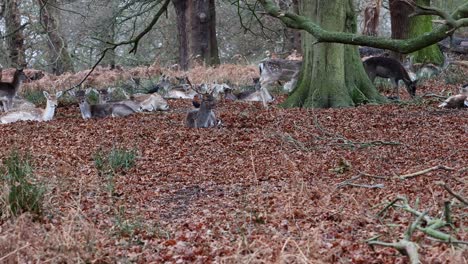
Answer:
[[409, 0, 444, 65], [283, 0, 386, 108]]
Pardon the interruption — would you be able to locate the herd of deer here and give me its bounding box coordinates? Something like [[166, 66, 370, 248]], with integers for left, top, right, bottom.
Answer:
[[0, 55, 466, 127]]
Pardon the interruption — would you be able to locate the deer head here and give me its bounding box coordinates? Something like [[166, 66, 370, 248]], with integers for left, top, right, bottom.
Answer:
[[185, 81, 219, 128]]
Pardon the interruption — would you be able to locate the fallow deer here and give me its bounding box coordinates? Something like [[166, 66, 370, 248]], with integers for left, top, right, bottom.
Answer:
[[155, 75, 197, 99], [438, 84, 468, 109], [0, 69, 26, 111], [185, 84, 219, 128], [75, 90, 135, 119], [363, 56, 417, 100], [0, 91, 63, 124], [259, 59, 302, 93]]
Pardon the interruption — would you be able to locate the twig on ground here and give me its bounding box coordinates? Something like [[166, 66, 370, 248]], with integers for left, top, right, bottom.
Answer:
[[337, 172, 387, 189], [421, 93, 447, 99], [341, 183, 384, 189], [0, 244, 30, 262], [398, 165, 455, 180]]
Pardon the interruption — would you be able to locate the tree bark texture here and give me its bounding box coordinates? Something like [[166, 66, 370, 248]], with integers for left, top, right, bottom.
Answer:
[[409, 0, 444, 65], [4, 0, 26, 68], [37, 0, 74, 74], [389, 0, 413, 61], [362, 0, 382, 36], [173, 0, 220, 70], [283, 0, 385, 108]]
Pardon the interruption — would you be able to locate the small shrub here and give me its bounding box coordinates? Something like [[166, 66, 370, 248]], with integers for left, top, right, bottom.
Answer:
[[1, 151, 44, 217], [108, 147, 137, 172]]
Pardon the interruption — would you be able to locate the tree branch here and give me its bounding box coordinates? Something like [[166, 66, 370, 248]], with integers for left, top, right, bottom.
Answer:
[[258, 0, 468, 54], [109, 0, 170, 54]]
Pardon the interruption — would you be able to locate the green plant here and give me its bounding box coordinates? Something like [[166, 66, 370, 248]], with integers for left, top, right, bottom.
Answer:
[[93, 146, 137, 174], [1, 150, 44, 217], [108, 147, 137, 172], [113, 206, 142, 237], [93, 146, 137, 197]]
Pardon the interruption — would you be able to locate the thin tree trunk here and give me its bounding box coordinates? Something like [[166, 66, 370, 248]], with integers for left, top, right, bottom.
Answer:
[[173, 0, 220, 69], [37, 0, 74, 74], [283, 0, 385, 108], [172, 0, 189, 70], [4, 0, 26, 68]]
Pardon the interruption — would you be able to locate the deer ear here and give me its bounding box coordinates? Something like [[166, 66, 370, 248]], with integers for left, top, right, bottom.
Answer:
[[43, 91, 50, 98], [56, 91, 63, 98]]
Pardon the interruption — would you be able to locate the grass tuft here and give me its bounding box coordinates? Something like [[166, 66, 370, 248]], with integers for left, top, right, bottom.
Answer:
[[1, 150, 44, 218]]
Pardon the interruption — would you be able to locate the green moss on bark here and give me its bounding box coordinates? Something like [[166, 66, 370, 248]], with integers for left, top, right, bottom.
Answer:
[[282, 0, 386, 108], [410, 0, 445, 65]]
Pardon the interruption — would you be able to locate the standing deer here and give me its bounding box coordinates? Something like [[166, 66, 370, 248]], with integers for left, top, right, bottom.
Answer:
[[185, 84, 219, 128], [0, 69, 26, 111], [0, 91, 63, 124], [363, 56, 417, 99], [75, 90, 135, 119]]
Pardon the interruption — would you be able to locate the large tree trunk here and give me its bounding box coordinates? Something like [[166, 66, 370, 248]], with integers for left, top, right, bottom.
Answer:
[[37, 0, 74, 75], [283, 0, 385, 108], [173, 0, 220, 70], [4, 0, 26, 68], [409, 0, 444, 65], [389, 0, 413, 61]]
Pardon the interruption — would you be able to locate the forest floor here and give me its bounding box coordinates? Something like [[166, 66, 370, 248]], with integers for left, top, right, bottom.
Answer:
[[0, 70, 467, 263]]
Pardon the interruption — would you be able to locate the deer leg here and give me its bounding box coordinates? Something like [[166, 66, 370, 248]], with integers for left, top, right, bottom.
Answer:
[[391, 78, 400, 100]]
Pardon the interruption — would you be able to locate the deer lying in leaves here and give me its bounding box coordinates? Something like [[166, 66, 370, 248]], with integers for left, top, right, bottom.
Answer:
[[185, 83, 220, 128], [1, 91, 62, 124], [94, 88, 170, 112], [74, 90, 135, 119], [438, 84, 468, 108]]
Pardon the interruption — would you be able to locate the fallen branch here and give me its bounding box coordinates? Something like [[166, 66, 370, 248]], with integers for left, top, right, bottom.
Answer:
[[371, 196, 467, 263], [398, 165, 455, 180], [439, 183, 468, 206]]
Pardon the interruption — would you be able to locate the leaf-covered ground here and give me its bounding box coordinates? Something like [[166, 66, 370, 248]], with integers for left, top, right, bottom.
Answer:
[[0, 80, 467, 263]]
